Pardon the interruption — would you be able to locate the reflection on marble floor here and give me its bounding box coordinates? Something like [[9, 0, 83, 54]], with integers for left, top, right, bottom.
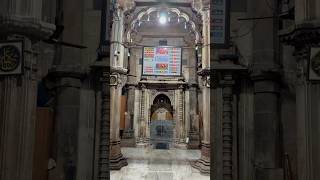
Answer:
[[111, 147, 210, 180]]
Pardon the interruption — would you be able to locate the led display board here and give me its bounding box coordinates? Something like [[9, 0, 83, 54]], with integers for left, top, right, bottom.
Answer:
[[142, 46, 182, 76]]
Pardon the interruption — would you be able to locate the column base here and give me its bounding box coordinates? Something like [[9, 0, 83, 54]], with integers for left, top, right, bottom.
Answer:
[[174, 142, 187, 149], [136, 137, 149, 148], [121, 129, 136, 147], [191, 142, 210, 175], [110, 140, 128, 170], [188, 131, 200, 149]]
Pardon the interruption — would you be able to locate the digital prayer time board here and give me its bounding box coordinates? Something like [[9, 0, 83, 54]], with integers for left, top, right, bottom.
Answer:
[[142, 47, 182, 76]]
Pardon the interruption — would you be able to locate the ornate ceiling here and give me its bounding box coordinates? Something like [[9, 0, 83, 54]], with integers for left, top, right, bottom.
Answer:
[[118, 0, 210, 45]]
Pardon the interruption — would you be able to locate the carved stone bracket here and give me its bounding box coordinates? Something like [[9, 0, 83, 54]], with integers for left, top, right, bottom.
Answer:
[[279, 20, 320, 47], [279, 20, 320, 83]]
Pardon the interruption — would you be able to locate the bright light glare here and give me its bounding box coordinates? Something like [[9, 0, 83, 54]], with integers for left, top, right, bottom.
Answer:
[[159, 15, 167, 24]]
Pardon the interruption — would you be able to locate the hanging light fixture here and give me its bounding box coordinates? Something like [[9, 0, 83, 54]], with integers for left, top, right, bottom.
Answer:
[[159, 12, 167, 25]]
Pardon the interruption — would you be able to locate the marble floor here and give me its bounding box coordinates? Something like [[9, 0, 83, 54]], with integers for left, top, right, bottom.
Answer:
[[111, 147, 210, 180]]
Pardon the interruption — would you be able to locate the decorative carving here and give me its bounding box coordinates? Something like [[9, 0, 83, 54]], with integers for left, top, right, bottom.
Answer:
[[293, 46, 309, 84], [119, 0, 136, 13], [125, 7, 202, 44], [279, 21, 320, 47], [221, 73, 234, 180]]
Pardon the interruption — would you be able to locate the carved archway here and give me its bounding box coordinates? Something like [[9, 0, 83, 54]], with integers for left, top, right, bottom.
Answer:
[[124, 7, 202, 44], [151, 94, 174, 119]]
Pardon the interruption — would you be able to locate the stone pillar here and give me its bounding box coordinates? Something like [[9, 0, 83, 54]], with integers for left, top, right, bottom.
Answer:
[[146, 89, 151, 143], [0, 39, 37, 180], [174, 86, 186, 148], [279, 11, 320, 179], [192, 77, 210, 174], [220, 73, 235, 180], [188, 86, 200, 149], [178, 86, 185, 143], [294, 46, 320, 180], [201, 9, 210, 69], [0, 1, 54, 179], [137, 85, 147, 146], [133, 88, 140, 139], [252, 74, 282, 178], [250, 0, 283, 178], [184, 89, 190, 138], [192, 6, 211, 174], [121, 86, 135, 147], [211, 59, 247, 180], [51, 74, 82, 180], [109, 74, 127, 170]]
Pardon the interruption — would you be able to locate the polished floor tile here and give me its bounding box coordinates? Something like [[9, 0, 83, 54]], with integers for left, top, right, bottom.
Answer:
[[111, 147, 210, 180]]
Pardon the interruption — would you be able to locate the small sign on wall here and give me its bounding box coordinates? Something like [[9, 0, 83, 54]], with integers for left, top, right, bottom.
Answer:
[[0, 40, 24, 75], [309, 47, 320, 81]]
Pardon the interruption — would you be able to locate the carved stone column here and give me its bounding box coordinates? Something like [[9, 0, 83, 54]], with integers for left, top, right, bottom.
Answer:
[[109, 73, 127, 170], [192, 70, 210, 174], [108, 2, 129, 170], [192, 2, 211, 173], [146, 89, 151, 143], [280, 22, 320, 179], [133, 88, 140, 139], [178, 86, 185, 143], [121, 86, 135, 147], [211, 57, 247, 180], [0, 1, 55, 179], [137, 84, 147, 146], [0, 39, 39, 180], [188, 86, 200, 149], [201, 9, 210, 69], [220, 73, 235, 180]]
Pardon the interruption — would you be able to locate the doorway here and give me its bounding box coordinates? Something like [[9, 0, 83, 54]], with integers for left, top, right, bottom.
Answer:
[[150, 94, 174, 149]]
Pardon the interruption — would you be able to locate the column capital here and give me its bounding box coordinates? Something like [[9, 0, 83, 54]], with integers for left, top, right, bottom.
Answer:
[[48, 65, 87, 80], [202, 0, 211, 11], [279, 20, 320, 47], [119, 0, 136, 13], [0, 14, 55, 41], [211, 54, 248, 87]]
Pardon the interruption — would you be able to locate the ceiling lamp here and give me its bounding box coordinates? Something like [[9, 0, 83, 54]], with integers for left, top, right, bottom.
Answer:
[[159, 12, 167, 25]]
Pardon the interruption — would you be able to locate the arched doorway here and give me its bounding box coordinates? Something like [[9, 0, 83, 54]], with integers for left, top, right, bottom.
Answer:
[[150, 94, 174, 149]]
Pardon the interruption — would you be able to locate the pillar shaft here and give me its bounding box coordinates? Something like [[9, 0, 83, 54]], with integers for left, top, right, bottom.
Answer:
[[192, 84, 210, 174], [138, 87, 146, 143], [201, 10, 210, 68], [250, 0, 283, 178], [109, 79, 127, 170], [121, 86, 135, 145], [192, 6, 211, 174], [133, 89, 140, 138], [108, 5, 127, 170], [188, 87, 200, 149], [0, 39, 38, 180], [221, 74, 234, 180], [178, 87, 185, 142]]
